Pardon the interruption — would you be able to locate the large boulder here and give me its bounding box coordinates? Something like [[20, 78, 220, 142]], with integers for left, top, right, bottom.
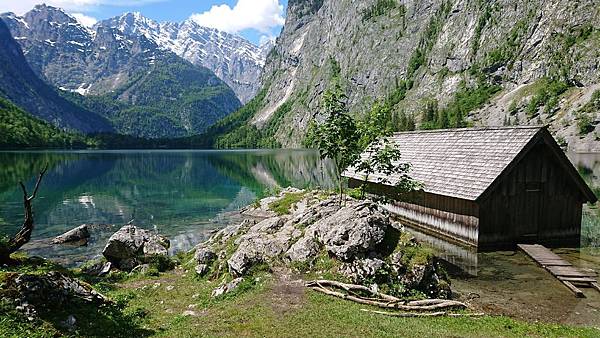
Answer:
[[53, 224, 90, 245], [286, 236, 320, 263], [314, 202, 389, 261], [102, 225, 170, 271], [340, 257, 387, 284], [227, 218, 301, 276]]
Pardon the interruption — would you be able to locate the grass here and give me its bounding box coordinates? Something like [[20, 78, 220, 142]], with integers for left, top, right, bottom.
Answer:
[[268, 192, 307, 215], [2, 256, 600, 337], [104, 270, 600, 338]]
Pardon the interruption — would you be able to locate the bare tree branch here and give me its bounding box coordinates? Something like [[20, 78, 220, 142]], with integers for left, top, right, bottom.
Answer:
[[0, 165, 48, 264]]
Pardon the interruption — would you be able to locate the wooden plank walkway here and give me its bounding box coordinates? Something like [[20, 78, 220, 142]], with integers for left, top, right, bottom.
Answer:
[[518, 244, 600, 298]]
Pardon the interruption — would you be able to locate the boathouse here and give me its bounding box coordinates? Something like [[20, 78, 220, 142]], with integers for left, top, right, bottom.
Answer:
[[343, 126, 597, 249]]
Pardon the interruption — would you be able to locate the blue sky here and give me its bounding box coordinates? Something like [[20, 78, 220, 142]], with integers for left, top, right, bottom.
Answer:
[[0, 0, 288, 45]]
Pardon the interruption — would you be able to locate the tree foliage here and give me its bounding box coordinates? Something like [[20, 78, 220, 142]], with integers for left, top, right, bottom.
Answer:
[[308, 58, 420, 205], [310, 82, 360, 204], [354, 139, 421, 200], [0, 97, 94, 149]]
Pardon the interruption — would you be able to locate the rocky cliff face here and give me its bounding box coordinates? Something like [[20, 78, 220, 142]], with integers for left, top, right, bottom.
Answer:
[[253, 0, 600, 150]]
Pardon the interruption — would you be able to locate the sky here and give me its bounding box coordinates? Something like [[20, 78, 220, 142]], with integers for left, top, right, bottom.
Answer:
[[0, 0, 288, 45]]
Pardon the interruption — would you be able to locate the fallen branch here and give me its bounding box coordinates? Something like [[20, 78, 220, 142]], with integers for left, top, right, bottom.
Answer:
[[306, 279, 467, 312], [361, 309, 486, 318], [306, 279, 400, 302]]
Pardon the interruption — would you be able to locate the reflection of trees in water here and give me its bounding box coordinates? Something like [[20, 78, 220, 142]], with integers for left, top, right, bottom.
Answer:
[[208, 150, 336, 197], [0, 153, 116, 235], [0, 152, 79, 193], [38, 152, 241, 233]]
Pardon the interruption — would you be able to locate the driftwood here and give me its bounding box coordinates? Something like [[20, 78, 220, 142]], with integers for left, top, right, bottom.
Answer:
[[305, 279, 469, 313], [360, 309, 486, 318], [0, 165, 48, 264]]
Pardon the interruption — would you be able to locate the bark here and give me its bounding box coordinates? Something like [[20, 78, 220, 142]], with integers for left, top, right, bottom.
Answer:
[[0, 165, 48, 264], [360, 309, 485, 318], [306, 279, 468, 312]]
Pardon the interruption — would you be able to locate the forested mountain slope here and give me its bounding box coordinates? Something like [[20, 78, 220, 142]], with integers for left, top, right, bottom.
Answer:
[[0, 97, 92, 148]]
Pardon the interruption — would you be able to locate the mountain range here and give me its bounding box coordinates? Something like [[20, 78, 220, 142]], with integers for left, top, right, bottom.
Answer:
[[0, 4, 273, 139], [100, 12, 272, 103]]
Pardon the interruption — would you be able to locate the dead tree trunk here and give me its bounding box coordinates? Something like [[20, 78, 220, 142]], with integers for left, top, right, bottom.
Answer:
[[0, 165, 47, 264]]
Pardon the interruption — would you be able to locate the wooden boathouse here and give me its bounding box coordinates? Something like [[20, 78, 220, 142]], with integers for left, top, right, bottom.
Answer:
[[343, 126, 597, 249]]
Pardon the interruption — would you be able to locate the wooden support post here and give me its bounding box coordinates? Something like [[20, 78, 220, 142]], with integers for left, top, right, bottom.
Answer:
[[562, 281, 585, 298]]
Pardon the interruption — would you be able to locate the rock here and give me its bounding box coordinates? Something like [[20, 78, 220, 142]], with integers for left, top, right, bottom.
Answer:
[[14, 302, 36, 321], [166, 285, 174, 291], [195, 264, 210, 276], [194, 248, 217, 266], [130, 264, 151, 275], [195, 190, 452, 298], [82, 260, 112, 277], [52, 224, 90, 245], [340, 257, 387, 284], [211, 277, 243, 297], [62, 315, 77, 331], [315, 202, 388, 261], [195, 248, 217, 264], [242, 187, 306, 218], [182, 310, 198, 317], [286, 236, 320, 263], [227, 218, 298, 276], [102, 225, 170, 271], [143, 241, 168, 257], [5, 271, 110, 320]]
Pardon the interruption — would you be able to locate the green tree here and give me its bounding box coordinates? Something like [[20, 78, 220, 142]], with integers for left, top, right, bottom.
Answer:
[[354, 139, 421, 199], [312, 83, 360, 205]]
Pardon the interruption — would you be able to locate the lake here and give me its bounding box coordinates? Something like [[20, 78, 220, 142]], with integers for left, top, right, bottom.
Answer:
[[0, 150, 599, 268], [0, 150, 336, 266]]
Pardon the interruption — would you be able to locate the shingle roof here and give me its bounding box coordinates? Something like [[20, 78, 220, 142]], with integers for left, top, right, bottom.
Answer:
[[343, 126, 544, 201]]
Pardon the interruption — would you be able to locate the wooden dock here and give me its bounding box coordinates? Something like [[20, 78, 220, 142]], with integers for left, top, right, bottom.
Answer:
[[518, 244, 600, 298]]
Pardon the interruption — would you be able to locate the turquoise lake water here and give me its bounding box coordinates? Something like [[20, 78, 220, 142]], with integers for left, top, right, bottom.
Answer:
[[0, 150, 335, 265], [0, 150, 598, 267]]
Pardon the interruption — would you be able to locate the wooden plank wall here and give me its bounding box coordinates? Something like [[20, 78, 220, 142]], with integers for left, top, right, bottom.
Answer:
[[385, 200, 479, 245], [479, 142, 583, 247], [349, 179, 480, 246]]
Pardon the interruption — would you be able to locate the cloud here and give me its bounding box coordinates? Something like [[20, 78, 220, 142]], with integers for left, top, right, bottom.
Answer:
[[190, 0, 285, 34], [0, 1, 166, 15], [71, 12, 97, 27]]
